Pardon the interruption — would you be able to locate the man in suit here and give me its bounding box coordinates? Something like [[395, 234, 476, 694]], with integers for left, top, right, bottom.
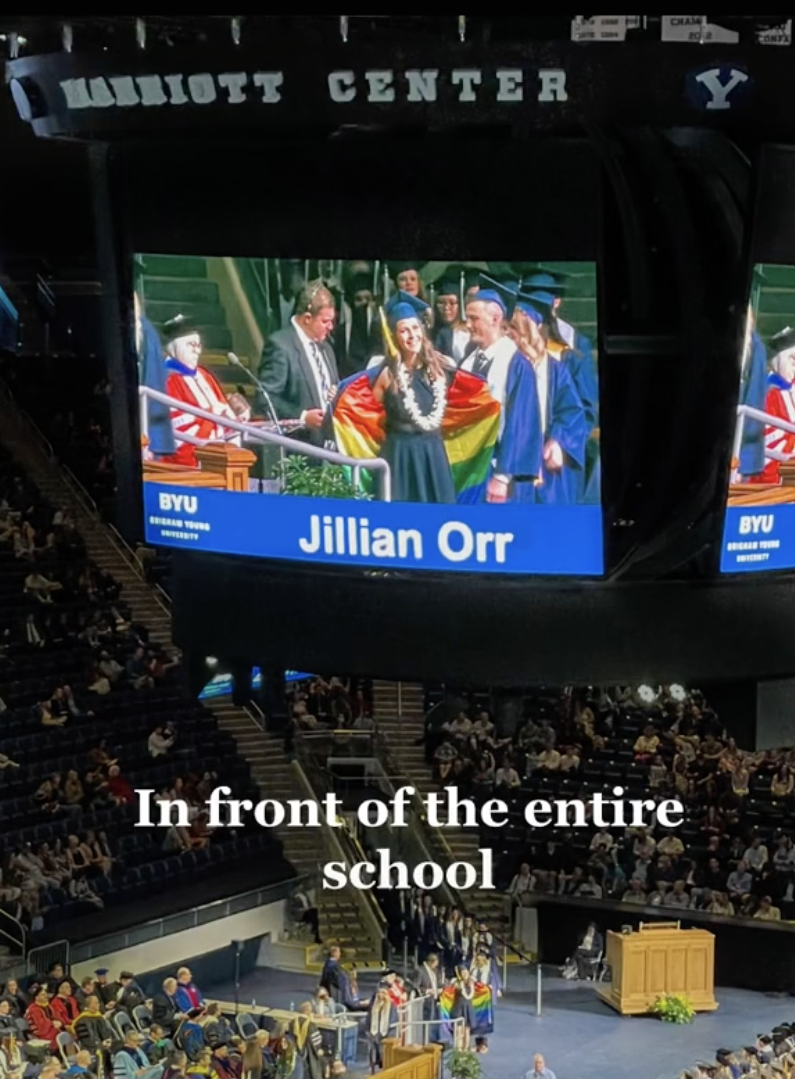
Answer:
[[257, 279, 339, 447]]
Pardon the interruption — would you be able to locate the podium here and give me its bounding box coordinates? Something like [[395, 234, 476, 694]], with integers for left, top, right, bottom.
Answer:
[[597, 922, 718, 1015]]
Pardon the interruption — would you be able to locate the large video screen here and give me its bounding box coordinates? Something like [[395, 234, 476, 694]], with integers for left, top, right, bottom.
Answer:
[[136, 256, 602, 575], [722, 264, 795, 572]]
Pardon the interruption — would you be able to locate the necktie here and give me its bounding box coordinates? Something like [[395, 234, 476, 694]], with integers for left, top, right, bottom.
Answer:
[[312, 343, 331, 402]]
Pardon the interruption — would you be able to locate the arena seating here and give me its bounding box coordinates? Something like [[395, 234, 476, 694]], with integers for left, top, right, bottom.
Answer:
[[423, 683, 795, 920], [0, 443, 292, 944]]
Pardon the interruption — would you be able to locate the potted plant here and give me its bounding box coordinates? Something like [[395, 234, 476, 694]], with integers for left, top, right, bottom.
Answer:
[[273, 456, 371, 499], [445, 1048, 484, 1079], [652, 992, 696, 1024]]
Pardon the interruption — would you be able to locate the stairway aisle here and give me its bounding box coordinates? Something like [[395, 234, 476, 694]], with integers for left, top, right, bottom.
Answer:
[[0, 392, 172, 645], [212, 700, 383, 968], [373, 680, 511, 938]]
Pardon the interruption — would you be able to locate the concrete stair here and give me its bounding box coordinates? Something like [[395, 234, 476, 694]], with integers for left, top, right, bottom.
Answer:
[[374, 681, 515, 944], [0, 390, 173, 647], [211, 700, 383, 966]]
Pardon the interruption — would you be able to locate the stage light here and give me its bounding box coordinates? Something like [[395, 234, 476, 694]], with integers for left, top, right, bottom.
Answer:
[[206, 656, 219, 669], [136, 18, 146, 50], [231, 17, 241, 46], [669, 684, 687, 702], [458, 15, 466, 42], [637, 684, 658, 703], [62, 23, 73, 53], [340, 16, 349, 43]]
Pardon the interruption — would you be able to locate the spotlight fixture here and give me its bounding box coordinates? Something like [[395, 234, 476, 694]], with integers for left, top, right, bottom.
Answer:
[[231, 17, 242, 45], [340, 16, 349, 43], [669, 684, 687, 702], [458, 15, 466, 42], [637, 684, 658, 704], [62, 23, 73, 53], [206, 656, 219, 669], [136, 18, 146, 49]]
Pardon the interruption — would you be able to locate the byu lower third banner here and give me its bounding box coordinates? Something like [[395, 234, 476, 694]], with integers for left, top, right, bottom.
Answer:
[[144, 483, 603, 576], [721, 506, 794, 572]]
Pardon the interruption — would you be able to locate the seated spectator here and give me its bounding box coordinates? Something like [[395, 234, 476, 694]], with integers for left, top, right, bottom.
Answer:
[[0, 1031, 24, 1079], [117, 973, 146, 1014], [174, 970, 204, 1015], [125, 647, 153, 691], [754, 895, 781, 921], [558, 745, 580, 772], [107, 766, 135, 806], [197, 1005, 234, 1051], [209, 1045, 240, 1079], [64, 1049, 96, 1079], [727, 860, 754, 912], [621, 879, 647, 905], [634, 723, 659, 760], [25, 988, 62, 1049], [152, 979, 180, 1037], [113, 1031, 164, 1079], [743, 835, 769, 873], [51, 981, 80, 1028], [148, 727, 176, 759], [0, 981, 28, 1018], [664, 880, 691, 908], [142, 1025, 174, 1066]]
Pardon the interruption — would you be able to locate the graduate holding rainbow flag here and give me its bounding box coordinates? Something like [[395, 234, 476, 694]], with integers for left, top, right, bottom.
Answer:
[[330, 290, 502, 503], [439, 966, 495, 1053]]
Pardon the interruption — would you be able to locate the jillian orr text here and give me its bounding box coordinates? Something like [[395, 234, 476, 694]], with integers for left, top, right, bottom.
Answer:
[[135, 785, 685, 891]]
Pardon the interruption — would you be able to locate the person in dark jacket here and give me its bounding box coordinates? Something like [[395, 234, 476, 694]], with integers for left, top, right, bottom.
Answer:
[[94, 970, 119, 1010], [0, 980, 28, 1018], [117, 972, 146, 1015], [198, 1005, 233, 1050], [152, 978, 180, 1037], [73, 994, 118, 1058]]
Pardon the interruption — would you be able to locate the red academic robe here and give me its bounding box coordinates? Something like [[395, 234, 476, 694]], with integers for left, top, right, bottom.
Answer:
[[162, 367, 237, 468], [752, 382, 795, 484]]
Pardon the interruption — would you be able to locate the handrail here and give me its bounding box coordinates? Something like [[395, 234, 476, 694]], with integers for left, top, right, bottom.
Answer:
[[734, 403, 795, 466], [0, 907, 25, 959], [139, 385, 392, 501], [289, 759, 386, 946]]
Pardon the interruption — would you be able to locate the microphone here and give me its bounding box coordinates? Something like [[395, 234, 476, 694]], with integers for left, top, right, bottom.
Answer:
[[227, 352, 286, 481], [227, 352, 284, 435]]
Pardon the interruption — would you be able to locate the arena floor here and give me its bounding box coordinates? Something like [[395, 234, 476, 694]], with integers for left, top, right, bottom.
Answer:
[[209, 964, 795, 1079]]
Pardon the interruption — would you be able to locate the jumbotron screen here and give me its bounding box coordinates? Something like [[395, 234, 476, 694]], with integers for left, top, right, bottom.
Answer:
[[136, 256, 602, 576], [722, 263, 795, 572]]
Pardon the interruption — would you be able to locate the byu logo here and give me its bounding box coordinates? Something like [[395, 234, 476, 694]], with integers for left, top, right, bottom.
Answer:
[[686, 66, 752, 112], [158, 492, 198, 514], [739, 514, 773, 535]]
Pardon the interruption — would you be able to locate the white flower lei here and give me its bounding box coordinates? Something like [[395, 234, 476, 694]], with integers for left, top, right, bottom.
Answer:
[[395, 359, 446, 432]]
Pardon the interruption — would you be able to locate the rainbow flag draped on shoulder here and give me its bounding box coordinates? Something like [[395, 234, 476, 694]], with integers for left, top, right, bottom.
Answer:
[[438, 981, 494, 1037], [330, 364, 500, 501]]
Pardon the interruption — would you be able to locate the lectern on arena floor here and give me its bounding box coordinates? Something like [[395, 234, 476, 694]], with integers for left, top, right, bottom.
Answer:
[[597, 922, 718, 1016]]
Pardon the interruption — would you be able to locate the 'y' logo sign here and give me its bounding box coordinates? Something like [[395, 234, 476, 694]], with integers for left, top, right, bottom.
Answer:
[[686, 66, 752, 111]]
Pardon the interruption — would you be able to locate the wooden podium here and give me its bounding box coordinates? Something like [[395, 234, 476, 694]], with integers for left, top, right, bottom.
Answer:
[[597, 922, 718, 1015]]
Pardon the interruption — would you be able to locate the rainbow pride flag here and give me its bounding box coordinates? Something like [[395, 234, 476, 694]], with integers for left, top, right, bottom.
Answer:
[[439, 982, 494, 1035], [330, 366, 500, 500]]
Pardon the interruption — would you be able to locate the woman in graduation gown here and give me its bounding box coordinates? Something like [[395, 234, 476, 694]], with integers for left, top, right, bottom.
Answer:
[[331, 292, 501, 505], [366, 989, 398, 1072], [507, 299, 589, 505]]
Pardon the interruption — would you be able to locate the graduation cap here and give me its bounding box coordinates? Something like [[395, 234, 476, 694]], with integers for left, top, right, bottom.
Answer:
[[432, 264, 481, 297], [518, 266, 570, 305], [161, 313, 202, 342], [769, 326, 795, 354], [384, 289, 430, 328], [388, 260, 426, 282], [469, 273, 520, 315], [347, 272, 375, 297]]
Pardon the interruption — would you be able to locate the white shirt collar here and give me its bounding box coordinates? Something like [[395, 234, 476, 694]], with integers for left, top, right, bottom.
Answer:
[[292, 316, 315, 350]]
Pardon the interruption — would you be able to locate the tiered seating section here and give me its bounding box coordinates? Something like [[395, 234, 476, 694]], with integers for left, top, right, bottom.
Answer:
[[0, 445, 290, 942]]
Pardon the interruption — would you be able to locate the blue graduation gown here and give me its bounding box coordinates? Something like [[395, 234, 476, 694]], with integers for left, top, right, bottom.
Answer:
[[139, 315, 176, 456], [534, 356, 589, 505], [498, 353, 544, 501], [739, 330, 768, 477], [557, 323, 599, 497]]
